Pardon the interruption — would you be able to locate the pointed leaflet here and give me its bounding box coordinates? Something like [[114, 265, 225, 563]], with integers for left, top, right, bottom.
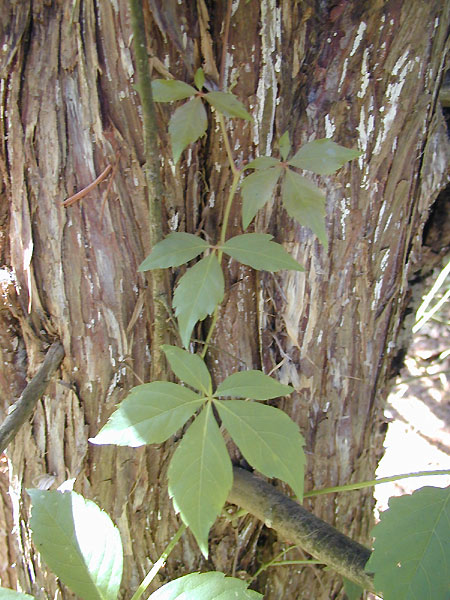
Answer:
[[279, 131, 291, 161], [365, 486, 450, 600], [169, 97, 207, 164], [282, 168, 328, 248], [138, 233, 209, 271], [28, 490, 123, 600], [148, 572, 262, 600], [151, 79, 196, 102], [215, 370, 293, 400], [245, 156, 280, 170], [205, 91, 252, 121], [215, 400, 305, 500], [241, 167, 283, 229], [173, 253, 224, 348], [162, 345, 212, 395], [194, 68, 205, 90], [168, 404, 232, 557], [222, 233, 304, 272], [89, 382, 203, 447], [0, 591, 35, 600], [288, 138, 362, 175]]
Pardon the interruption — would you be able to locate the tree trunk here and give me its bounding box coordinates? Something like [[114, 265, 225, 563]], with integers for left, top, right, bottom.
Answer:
[[0, 1, 448, 598]]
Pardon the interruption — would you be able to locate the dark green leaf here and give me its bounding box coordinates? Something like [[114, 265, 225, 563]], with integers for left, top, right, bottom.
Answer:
[[0, 590, 35, 600], [365, 486, 450, 600], [241, 167, 283, 229], [282, 169, 328, 248], [194, 68, 205, 90], [215, 400, 305, 500], [173, 254, 225, 348], [215, 370, 293, 400], [288, 139, 362, 175], [151, 79, 196, 102], [28, 490, 123, 600], [89, 383, 203, 447], [162, 345, 212, 395], [148, 572, 262, 599], [245, 156, 281, 170], [168, 404, 232, 557], [279, 131, 291, 161], [205, 91, 253, 121], [169, 97, 207, 164], [222, 233, 304, 272], [138, 233, 209, 271]]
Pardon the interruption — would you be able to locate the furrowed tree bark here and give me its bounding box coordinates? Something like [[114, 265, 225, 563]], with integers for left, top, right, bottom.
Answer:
[[0, 1, 448, 599]]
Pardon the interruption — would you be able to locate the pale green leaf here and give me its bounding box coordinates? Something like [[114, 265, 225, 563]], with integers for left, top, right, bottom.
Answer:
[[222, 233, 304, 272], [205, 91, 253, 121], [28, 490, 123, 600], [0, 590, 35, 600], [343, 578, 363, 600], [151, 79, 196, 102], [194, 68, 205, 90], [279, 131, 291, 161], [138, 233, 209, 271], [245, 156, 280, 170], [241, 167, 283, 229], [169, 97, 207, 164], [162, 345, 212, 395], [215, 370, 293, 400], [148, 572, 262, 599], [215, 400, 305, 500], [168, 404, 232, 557], [288, 138, 362, 175], [365, 486, 450, 600], [89, 383, 203, 447], [282, 169, 328, 248], [173, 254, 224, 348]]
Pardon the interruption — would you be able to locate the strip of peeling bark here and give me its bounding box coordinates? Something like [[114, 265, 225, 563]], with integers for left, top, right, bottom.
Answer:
[[0, 343, 64, 454], [228, 467, 378, 594], [129, 0, 167, 380]]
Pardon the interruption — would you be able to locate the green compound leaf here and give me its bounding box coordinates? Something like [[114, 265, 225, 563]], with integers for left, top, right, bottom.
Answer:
[[148, 572, 262, 599], [151, 79, 196, 102], [245, 156, 281, 170], [89, 382, 203, 447], [173, 253, 225, 348], [27, 490, 123, 600], [215, 400, 305, 500], [138, 233, 209, 271], [365, 486, 450, 600], [205, 91, 253, 121], [168, 404, 232, 557], [169, 97, 207, 164], [279, 131, 291, 161], [0, 590, 35, 600], [194, 68, 205, 90], [215, 370, 294, 400], [162, 345, 212, 395], [288, 138, 362, 175], [241, 166, 283, 229], [221, 233, 304, 272], [282, 168, 328, 248]]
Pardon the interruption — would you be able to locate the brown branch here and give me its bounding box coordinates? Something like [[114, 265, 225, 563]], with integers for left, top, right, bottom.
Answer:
[[129, 0, 168, 380], [228, 467, 379, 595], [62, 164, 112, 206], [0, 342, 65, 454]]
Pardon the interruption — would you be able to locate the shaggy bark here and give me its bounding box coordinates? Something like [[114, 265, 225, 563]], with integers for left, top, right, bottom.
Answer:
[[0, 1, 448, 598]]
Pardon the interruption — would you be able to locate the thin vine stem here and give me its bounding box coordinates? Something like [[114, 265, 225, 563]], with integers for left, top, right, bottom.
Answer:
[[304, 469, 450, 498], [201, 115, 241, 358], [130, 523, 187, 600], [128, 0, 168, 380]]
